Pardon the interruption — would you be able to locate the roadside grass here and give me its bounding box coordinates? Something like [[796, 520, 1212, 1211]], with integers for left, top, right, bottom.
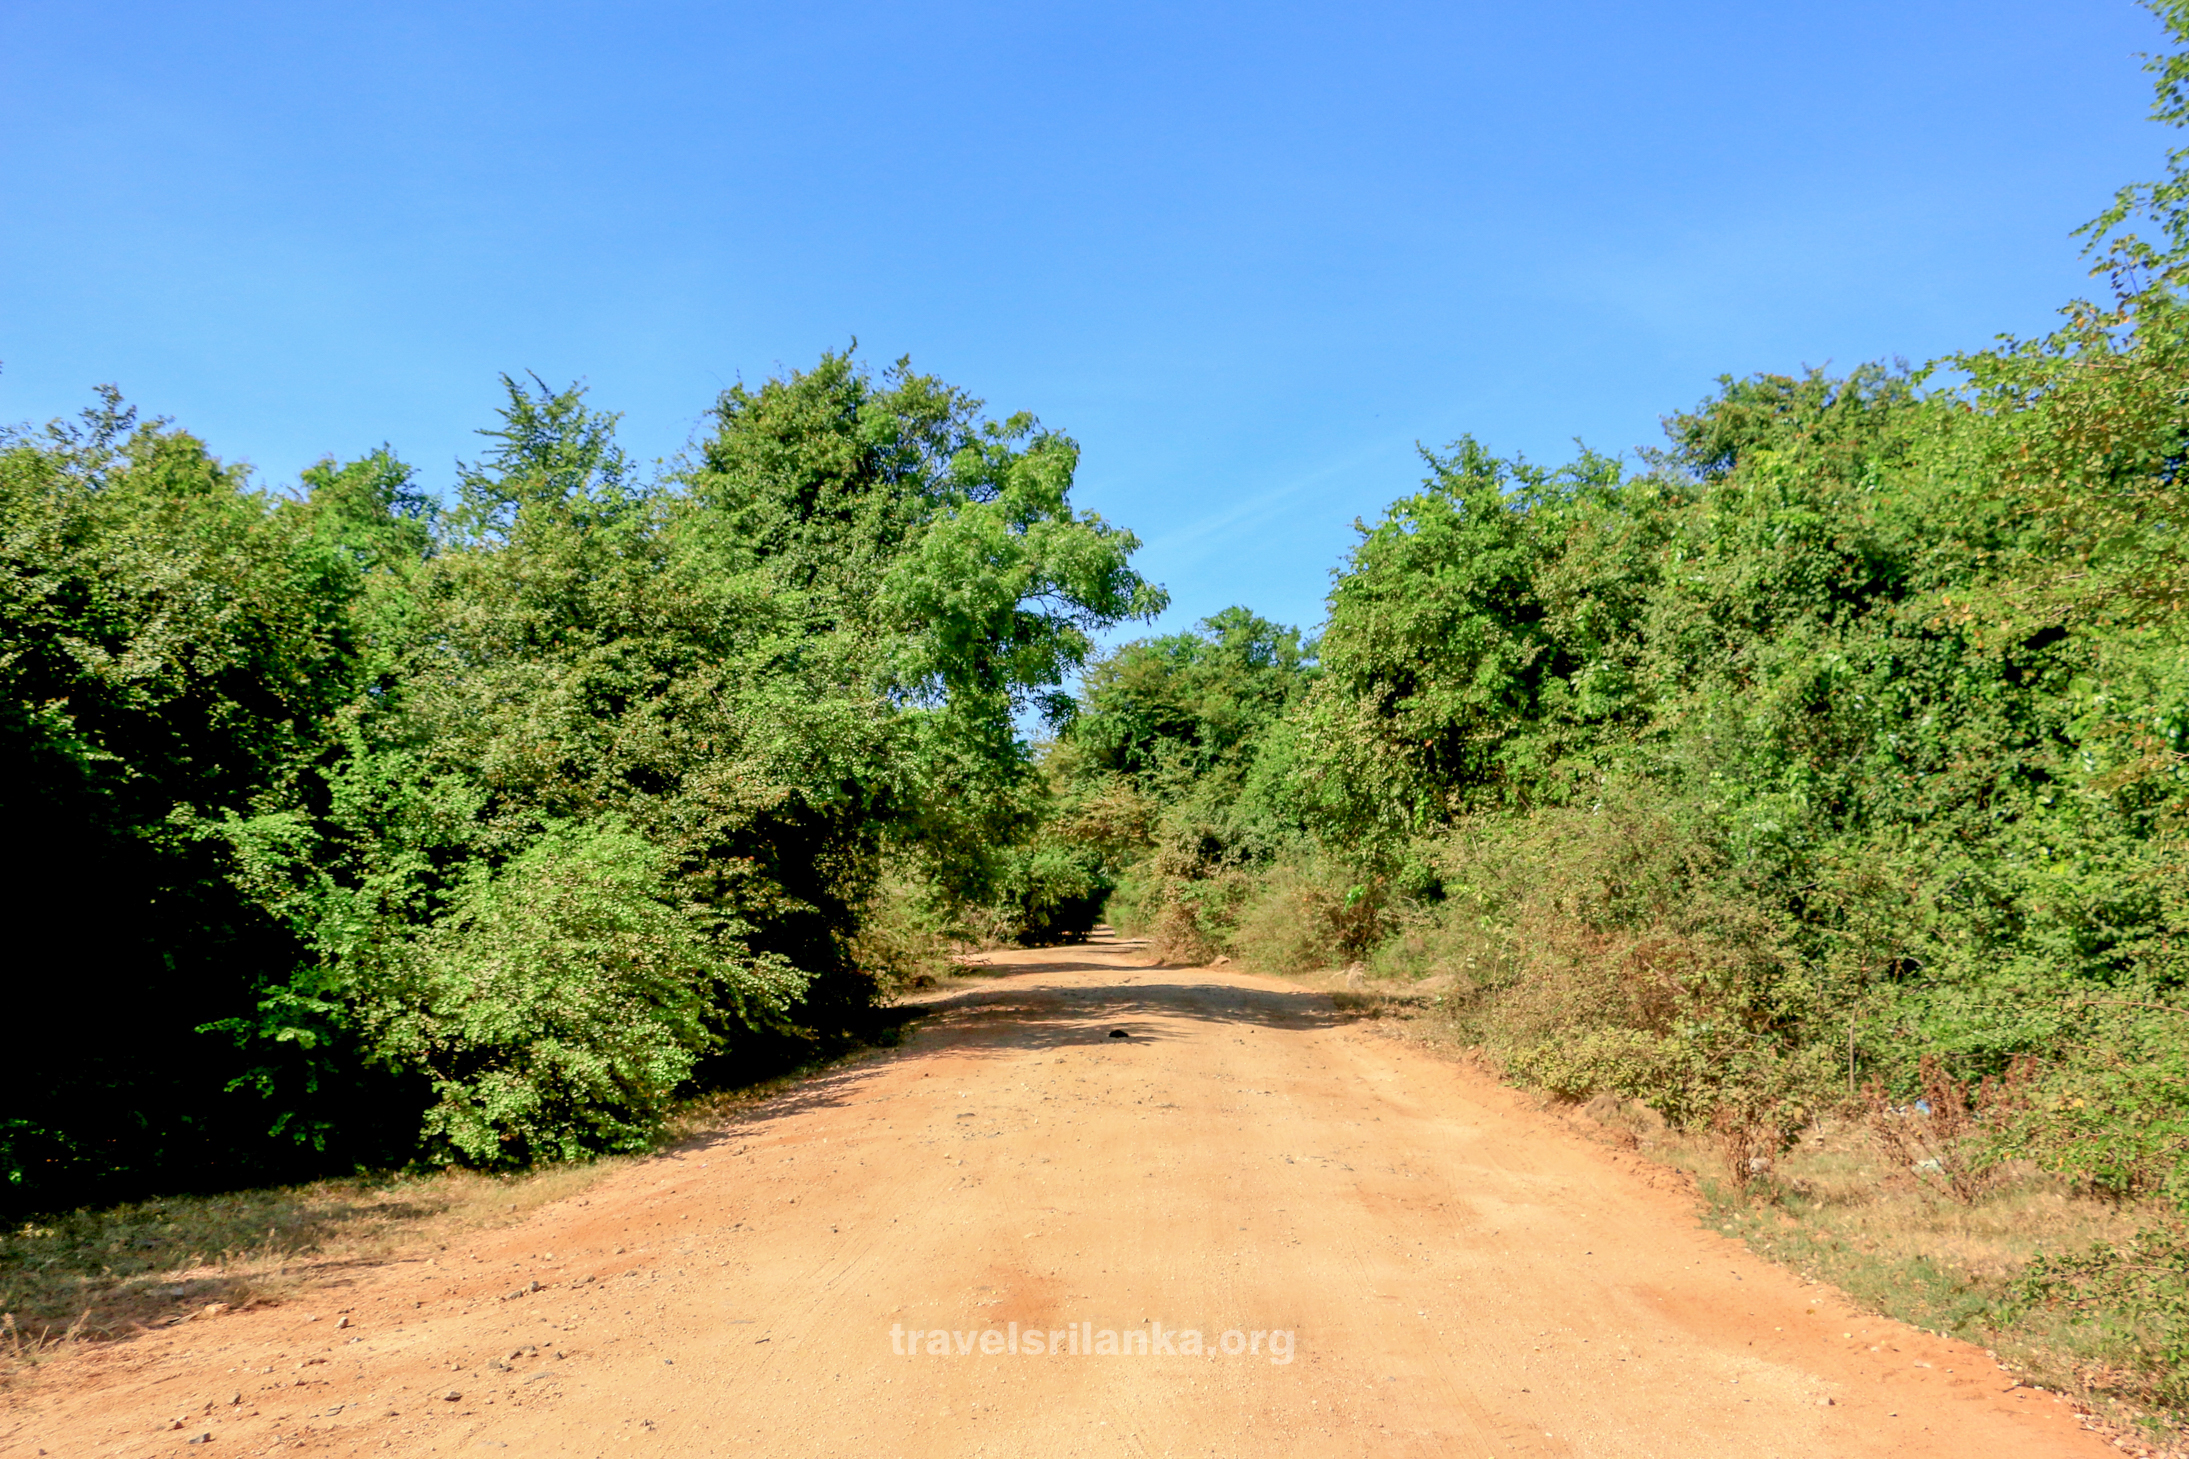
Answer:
[[0, 1159, 631, 1360], [1675, 1127, 2184, 1454], [1674, 1127, 2153, 1371], [1299, 964, 2188, 1454]]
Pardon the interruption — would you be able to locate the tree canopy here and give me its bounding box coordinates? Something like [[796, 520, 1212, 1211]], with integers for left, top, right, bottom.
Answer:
[[0, 355, 1160, 1208]]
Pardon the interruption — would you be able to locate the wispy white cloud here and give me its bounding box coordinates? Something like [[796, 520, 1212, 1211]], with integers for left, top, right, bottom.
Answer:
[[1139, 434, 1413, 566]]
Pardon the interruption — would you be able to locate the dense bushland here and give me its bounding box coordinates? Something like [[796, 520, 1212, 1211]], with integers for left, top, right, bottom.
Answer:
[[0, 355, 1160, 1211], [1044, 5, 2189, 1408], [10, 0, 2189, 1418]]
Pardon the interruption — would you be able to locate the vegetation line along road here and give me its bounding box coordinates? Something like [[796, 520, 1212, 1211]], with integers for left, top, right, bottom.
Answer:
[[0, 941, 2131, 1458], [5, 1, 2189, 1448]]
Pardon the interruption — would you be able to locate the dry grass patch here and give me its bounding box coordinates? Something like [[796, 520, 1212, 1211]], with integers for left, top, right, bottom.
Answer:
[[1666, 1120, 2184, 1453], [1291, 962, 1457, 1017], [0, 1158, 631, 1361], [1666, 1121, 2149, 1335]]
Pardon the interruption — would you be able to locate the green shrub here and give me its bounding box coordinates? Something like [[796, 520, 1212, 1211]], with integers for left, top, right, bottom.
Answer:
[[1230, 856, 1386, 974], [1997, 1006, 2189, 1406], [1353, 786, 1833, 1126], [847, 867, 965, 988], [370, 824, 789, 1165]]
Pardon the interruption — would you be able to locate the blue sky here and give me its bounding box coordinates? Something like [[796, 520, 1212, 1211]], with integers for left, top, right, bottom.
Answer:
[[0, 0, 2171, 642]]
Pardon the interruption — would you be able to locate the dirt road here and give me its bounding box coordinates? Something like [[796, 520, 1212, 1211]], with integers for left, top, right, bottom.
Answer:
[[4, 936, 2113, 1457]]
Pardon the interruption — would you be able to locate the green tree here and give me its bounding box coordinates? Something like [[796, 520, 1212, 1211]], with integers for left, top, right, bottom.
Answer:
[[0, 395, 417, 1209], [228, 357, 1164, 1165]]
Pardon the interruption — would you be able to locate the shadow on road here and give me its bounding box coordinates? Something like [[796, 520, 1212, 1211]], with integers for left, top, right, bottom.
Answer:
[[911, 979, 1345, 1046], [678, 944, 1349, 1142]]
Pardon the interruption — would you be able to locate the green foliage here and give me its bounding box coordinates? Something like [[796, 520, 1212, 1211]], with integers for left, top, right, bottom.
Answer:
[[1990, 1006, 2189, 1206], [1014, 5, 2189, 1406], [2000, 1004, 2189, 1404], [0, 354, 1158, 1211], [1226, 855, 1385, 975], [2015, 1224, 2189, 1409], [1297, 438, 1634, 838], [14, 3, 2189, 1407], [1287, 354, 2182, 1076], [1376, 787, 1826, 1127], [1069, 605, 1314, 796], [0, 394, 418, 1207], [994, 842, 1112, 944], [375, 823, 756, 1165], [845, 865, 967, 987], [1043, 607, 1318, 957]]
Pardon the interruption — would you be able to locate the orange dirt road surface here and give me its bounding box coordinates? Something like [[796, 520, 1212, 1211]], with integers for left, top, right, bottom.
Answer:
[[4, 935, 2112, 1458]]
